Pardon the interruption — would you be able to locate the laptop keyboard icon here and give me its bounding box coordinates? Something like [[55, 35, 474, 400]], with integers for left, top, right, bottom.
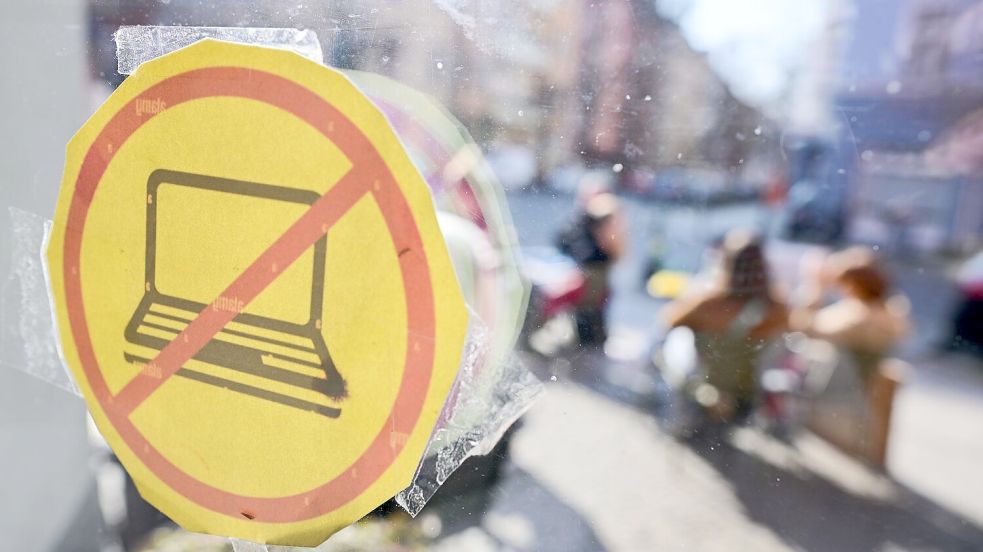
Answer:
[[123, 170, 346, 418]]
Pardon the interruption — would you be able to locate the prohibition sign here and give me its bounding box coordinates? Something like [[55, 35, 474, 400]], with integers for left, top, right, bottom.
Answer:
[[48, 40, 467, 546]]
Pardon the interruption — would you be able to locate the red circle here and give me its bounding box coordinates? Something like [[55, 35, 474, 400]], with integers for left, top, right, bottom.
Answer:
[[62, 66, 438, 522]]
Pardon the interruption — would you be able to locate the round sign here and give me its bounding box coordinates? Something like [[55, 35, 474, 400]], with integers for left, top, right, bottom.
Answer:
[[47, 40, 467, 546]]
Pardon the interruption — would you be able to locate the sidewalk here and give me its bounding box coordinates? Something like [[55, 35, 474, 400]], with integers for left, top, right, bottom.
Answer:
[[494, 349, 983, 551], [890, 352, 983, 525]]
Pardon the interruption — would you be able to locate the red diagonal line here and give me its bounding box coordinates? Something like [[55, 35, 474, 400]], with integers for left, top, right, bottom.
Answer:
[[114, 170, 370, 416]]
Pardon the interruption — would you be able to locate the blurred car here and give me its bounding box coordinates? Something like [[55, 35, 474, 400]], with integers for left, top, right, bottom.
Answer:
[[949, 250, 983, 354], [781, 179, 844, 243]]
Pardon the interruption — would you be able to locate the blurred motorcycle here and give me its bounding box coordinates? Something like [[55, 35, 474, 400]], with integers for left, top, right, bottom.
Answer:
[[519, 246, 586, 355], [948, 250, 983, 354]]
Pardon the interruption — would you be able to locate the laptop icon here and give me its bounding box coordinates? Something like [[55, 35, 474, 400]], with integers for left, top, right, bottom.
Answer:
[[124, 169, 346, 418]]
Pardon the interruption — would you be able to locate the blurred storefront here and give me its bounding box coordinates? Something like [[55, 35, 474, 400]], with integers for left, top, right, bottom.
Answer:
[[836, 0, 983, 254]]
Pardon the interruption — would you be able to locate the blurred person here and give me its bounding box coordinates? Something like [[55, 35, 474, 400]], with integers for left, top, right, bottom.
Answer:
[[556, 176, 626, 345], [572, 170, 611, 208], [790, 247, 910, 389], [790, 247, 910, 466], [662, 230, 788, 422]]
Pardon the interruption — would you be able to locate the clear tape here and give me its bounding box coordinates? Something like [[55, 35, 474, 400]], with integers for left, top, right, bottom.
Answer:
[[114, 26, 323, 76], [0, 207, 79, 396], [396, 314, 542, 516], [230, 538, 268, 552]]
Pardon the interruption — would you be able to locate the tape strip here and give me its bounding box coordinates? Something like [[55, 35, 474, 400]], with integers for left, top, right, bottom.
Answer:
[[230, 538, 268, 552], [397, 313, 543, 516], [114, 25, 323, 76], [0, 208, 80, 396]]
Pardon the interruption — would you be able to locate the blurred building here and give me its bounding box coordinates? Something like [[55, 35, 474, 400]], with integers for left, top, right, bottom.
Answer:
[[835, 0, 983, 254], [85, 0, 779, 193], [532, 0, 774, 190], [316, 0, 778, 191]]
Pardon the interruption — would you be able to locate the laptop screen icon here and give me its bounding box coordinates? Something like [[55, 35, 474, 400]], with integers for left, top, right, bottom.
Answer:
[[124, 169, 345, 418]]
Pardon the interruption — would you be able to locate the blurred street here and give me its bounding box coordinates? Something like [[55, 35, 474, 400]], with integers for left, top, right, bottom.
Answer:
[[6, 189, 981, 552], [420, 191, 983, 552]]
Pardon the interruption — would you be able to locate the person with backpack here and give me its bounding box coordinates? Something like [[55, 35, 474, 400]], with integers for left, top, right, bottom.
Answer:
[[556, 181, 626, 346]]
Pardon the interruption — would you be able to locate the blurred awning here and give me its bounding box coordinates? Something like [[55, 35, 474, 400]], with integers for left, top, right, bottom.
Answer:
[[835, 88, 983, 154], [925, 108, 983, 175]]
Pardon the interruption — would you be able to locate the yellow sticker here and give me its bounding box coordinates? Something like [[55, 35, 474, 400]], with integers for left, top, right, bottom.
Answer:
[[46, 40, 467, 546]]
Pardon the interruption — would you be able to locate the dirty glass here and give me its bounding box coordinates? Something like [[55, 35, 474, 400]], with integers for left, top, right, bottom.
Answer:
[[2, 0, 983, 551]]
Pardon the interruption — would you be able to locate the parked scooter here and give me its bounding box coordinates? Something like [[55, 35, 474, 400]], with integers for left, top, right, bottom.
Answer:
[[519, 246, 586, 355]]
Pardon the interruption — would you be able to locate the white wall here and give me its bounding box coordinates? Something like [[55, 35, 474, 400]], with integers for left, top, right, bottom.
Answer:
[[0, 1, 98, 550]]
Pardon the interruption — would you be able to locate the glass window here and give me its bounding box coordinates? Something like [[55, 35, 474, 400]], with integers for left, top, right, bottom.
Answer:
[[2, 0, 982, 550]]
